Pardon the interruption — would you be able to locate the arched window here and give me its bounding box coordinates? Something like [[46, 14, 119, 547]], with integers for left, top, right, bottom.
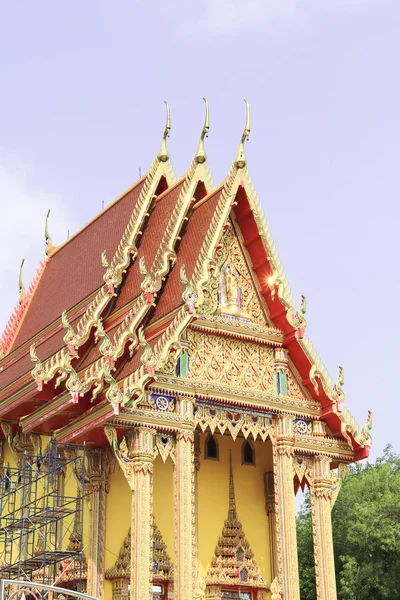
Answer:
[[205, 434, 219, 460], [242, 439, 255, 465]]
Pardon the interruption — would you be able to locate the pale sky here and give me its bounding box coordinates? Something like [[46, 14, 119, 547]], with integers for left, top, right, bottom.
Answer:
[[0, 0, 399, 460]]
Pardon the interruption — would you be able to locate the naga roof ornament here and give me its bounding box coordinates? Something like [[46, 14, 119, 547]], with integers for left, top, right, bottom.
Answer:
[[331, 365, 345, 403], [157, 100, 171, 163], [234, 97, 251, 169], [293, 294, 307, 337], [195, 97, 210, 164]]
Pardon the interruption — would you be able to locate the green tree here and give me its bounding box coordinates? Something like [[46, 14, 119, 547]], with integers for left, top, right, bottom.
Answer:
[[297, 445, 400, 600]]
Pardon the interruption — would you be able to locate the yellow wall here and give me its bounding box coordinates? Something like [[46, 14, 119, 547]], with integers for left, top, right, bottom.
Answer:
[[197, 433, 273, 584], [104, 465, 131, 600]]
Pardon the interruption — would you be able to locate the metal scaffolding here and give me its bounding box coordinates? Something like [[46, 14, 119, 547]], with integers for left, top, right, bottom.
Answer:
[[0, 441, 85, 588]]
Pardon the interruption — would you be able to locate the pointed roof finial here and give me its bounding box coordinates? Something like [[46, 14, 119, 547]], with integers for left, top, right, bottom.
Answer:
[[158, 100, 171, 163], [228, 450, 237, 520], [45, 209, 53, 255], [195, 97, 210, 164], [235, 97, 251, 169], [18, 259, 26, 304]]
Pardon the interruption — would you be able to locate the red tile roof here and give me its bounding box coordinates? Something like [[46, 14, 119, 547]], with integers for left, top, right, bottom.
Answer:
[[13, 179, 145, 347], [112, 179, 185, 312], [150, 186, 224, 323]]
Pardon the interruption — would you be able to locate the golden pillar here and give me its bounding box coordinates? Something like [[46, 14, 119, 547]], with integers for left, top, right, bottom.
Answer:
[[174, 395, 196, 600], [87, 448, 114, 599], [129, 427, 155, 600], [273, 415, 300, 600], [104, 425, 155, 600], [311, 456, 337, 600], [264, 471, 277, 582]]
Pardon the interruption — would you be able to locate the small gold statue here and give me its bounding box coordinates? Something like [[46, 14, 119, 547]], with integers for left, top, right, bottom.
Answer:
[[219, 264, 242, 317]]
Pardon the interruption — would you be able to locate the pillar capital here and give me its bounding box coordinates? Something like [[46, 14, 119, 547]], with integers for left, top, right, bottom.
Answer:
[[275, 414, 295, 455], [312, 455, 333, 499], [105, 426, 155, 488], [87, 447, 115, 493]]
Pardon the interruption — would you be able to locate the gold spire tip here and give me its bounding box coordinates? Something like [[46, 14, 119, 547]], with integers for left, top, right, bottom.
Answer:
[[158, 100, 171, 162], [195, 97, 210, 164], [228, 450, 237, 520], [235, 97, 251, 169]]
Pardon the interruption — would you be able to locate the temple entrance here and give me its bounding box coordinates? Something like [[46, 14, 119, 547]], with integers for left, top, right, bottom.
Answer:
[[197, 430, 273, 599]]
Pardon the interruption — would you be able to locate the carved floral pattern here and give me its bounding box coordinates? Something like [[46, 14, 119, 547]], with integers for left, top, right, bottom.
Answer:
[[189, 331, 274, 392]]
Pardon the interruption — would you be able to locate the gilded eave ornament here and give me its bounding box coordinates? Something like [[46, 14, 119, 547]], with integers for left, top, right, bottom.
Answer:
[[293, 294, 307, 337], [157, 100, 171, 163], [234, 97, 251, 169], [194, 97, 210, 164]]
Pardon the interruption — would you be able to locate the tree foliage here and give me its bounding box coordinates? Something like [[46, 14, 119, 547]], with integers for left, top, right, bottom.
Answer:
[[296, 445, 400, 600]]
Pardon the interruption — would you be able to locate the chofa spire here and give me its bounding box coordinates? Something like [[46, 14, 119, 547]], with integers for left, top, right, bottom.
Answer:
[[18, 259, 26, 304], [195, 97, 210, 164], [235, 97, 251, 169], [157, 100, 171, 163], [44, 209, 55, 256]]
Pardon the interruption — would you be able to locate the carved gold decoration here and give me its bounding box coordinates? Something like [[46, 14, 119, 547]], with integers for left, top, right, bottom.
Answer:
[[194, 404, 273, 442], [287, 369, 309, 401], [270, 577, 283, 600], [189, 330, 274, 393], [206, 452, 268, 590], [155, 433, 175, 464], [264, 472, 277, 581], [153, 518, 173, 580], [355, 409, 373, 447]]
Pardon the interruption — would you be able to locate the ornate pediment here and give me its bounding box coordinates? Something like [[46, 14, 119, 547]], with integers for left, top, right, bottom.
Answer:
[[198, 220, 270, 327]]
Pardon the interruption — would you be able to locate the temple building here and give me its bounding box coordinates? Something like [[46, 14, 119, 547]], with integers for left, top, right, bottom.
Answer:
[[0, 99, 373, 600]]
